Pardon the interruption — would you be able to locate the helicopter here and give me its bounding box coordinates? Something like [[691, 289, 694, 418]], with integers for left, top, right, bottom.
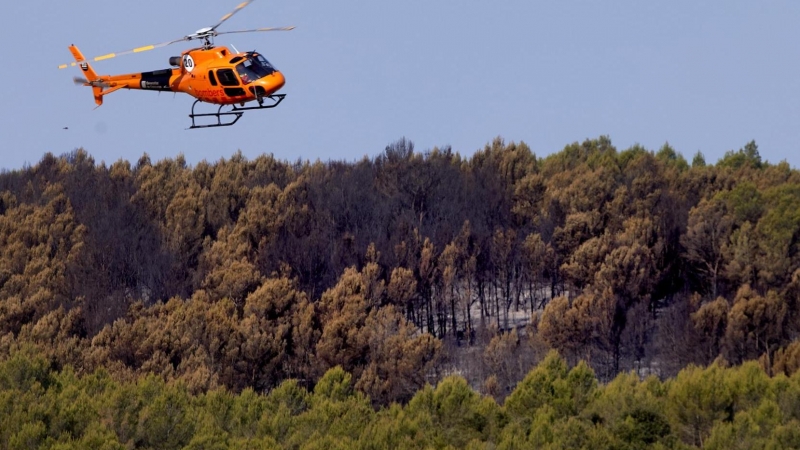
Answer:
[[59, 0, 294, 129]]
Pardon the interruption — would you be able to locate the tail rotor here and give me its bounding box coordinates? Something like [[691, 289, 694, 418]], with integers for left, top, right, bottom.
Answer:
[[73, 76, 110, 88]]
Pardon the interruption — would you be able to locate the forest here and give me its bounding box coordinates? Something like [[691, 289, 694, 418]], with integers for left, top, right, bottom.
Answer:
[[2, 136, 800, 447]]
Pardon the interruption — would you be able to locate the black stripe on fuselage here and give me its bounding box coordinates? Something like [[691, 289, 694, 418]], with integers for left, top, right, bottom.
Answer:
[[140, 69, 172, 91]]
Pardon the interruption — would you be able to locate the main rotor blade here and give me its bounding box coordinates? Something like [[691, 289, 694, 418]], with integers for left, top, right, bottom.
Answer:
[[58, 38, 186, 69], [210, 0, 255, 31], [215, 26, 296, 36]]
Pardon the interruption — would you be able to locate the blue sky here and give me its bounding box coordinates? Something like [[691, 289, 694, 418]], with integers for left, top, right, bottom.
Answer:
[[2, 0, 800, 170]]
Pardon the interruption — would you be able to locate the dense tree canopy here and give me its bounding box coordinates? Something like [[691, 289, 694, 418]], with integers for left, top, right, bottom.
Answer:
[[3, 136, 800, 446]]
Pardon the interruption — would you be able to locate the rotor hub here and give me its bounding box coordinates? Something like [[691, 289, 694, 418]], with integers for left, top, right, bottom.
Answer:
[[186, 27, 218, 49]]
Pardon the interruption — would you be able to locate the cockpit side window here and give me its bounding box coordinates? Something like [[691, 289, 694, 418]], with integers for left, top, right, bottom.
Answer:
[[216, 68, 239, 86], [208, 70, 218, 86]]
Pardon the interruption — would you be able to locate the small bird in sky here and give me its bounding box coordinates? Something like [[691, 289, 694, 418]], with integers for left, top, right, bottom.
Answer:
[[63, 127, 69, 130]]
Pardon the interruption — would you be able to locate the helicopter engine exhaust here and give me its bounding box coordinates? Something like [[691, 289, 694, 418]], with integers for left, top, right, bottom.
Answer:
[[169, 56, 181, 67]]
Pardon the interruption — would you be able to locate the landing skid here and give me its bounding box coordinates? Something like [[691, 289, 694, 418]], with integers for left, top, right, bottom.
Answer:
[[188, 94, 286, 129]]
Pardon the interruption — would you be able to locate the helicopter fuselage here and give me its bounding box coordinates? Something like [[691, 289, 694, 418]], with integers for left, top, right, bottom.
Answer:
[[63, 0, 293, 128], [88, 46, 285, 106]]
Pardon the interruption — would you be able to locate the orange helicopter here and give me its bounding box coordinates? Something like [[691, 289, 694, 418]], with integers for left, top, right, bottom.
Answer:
[[60, 0, 294, 129]]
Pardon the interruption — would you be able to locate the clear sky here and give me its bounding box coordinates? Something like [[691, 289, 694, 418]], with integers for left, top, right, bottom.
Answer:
[[2, 0, 800, 171]]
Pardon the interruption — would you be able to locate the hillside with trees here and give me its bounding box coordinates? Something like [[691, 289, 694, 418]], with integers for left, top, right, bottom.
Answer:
[[2, 136, 800, 447]]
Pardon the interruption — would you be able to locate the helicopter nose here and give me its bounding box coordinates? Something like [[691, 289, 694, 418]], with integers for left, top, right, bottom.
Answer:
[[260, 71, 285, 95]]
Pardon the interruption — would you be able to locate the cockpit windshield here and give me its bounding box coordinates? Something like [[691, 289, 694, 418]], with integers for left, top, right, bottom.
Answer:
[[235, 55, 276, 84]]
